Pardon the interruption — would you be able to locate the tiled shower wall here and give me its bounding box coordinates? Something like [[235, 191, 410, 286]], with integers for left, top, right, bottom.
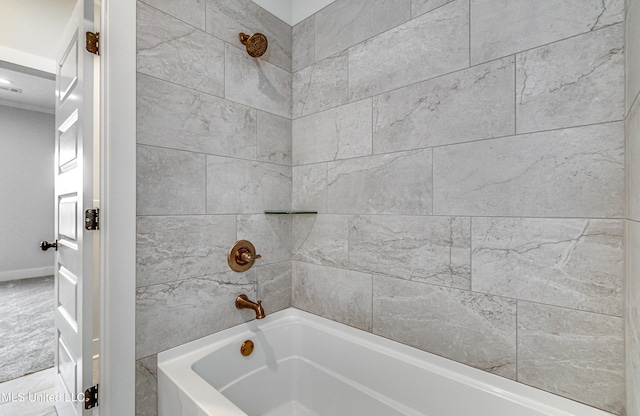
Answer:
[[134, 1, 293, 414], [291, 0, 626, 414]]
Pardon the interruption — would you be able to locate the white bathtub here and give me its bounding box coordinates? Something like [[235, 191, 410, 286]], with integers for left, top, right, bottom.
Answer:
[[158, 308, 614, 416]]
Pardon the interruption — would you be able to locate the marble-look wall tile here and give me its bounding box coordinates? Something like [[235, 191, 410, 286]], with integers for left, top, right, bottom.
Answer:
[[516, 25, 624, 134], [204, 0, 292, 72], [373, 276, 516, 378], [472, 218, 623, 316], [348, 0, 469, 101], [470, 0, 624, 65], [237, 214, 292, 265], [257, 111, 291, 166], [411, 0, 455, 18], [225, 45, 292, 119], [206, 156, 291, 214], [314, 0, 411, 62], [373, 57, 514, 153], [139, 0, 205, 30], [293, 214, 349, 267], [629, 98, 640, 222], [137, 145, 206, 215], [517, 301, 625, 414], [433, 123, 625, 218], [292, 164, 327, 213], [292, 262, 372, 331], [136, 215, 236, 287], [627, 220, 640, 416], [350, 216, 471, 289], [292, 16, 315, 72], [136, 271, 256, 358], [256, 261, 291, 314], [293, 99, 372, 165], [292, 51, 349, 118], [327, 149, 433, 215], [137, 74, 257, 159], [135, 355, 157, 416], [137, 2, 224, 97], [627, 0, 640, 113]]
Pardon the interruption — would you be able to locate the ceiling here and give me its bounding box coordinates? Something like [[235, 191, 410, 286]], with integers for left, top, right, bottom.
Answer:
[[250, 0, 336, 25], [0, 63, 55, 114]]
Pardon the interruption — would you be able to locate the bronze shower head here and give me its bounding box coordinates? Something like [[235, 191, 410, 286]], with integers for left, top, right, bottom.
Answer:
[[239, 32, 268, 58]]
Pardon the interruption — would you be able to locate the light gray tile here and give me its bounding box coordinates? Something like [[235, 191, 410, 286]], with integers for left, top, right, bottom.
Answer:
[[293, 99, 372, 165], [206, 156, 291, 214], [139, 0, 205, 30], [373, 57, 514, 154], [136, 215, 236, 287], [517, 301, 625, 415], [629, 97, 640, 222], [411, 0, 455, 17], [627, 220, 640, 416], [350, 216, 471, 289], [237, 214, 292, 265], [292, 16, 314, 72], [348, 0, 469, 101], [204, 0, 292, 72], [292, 262, 372, 331], [516, 25, 624, 134], [314, 0, 411, 62], [137, 145, 206, 215], [472, 218, 623, 316], [136, 271, 256, 358], [327, 149, 432, 215], [433, 123, 625, 218], [225, 44, 292, 119], [136, 74, 257, 159], [628, 0, 640, 113], [373, 276, 516, 378], [293, 51, 349, 118], [292, 163, 327, 213], [257, 111, 291, 166], [135, 355, 157, 416], [256, 261, 291, 314], [137, 2, 224, 97], [293, 215, 349, 268], [470, 0, 625, 65]]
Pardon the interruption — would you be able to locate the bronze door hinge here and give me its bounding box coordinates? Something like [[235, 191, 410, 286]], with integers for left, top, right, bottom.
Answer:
[[84, 384, 98, 409], [85, 209, 99, 231], [86, 32, 99, 55]]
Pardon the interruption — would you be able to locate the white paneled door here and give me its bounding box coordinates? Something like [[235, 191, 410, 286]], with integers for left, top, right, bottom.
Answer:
[[54, 0, 97, 414]]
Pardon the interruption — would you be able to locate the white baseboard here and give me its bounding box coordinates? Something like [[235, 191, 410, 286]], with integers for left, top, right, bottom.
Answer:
[[0, 267, 54, 283]]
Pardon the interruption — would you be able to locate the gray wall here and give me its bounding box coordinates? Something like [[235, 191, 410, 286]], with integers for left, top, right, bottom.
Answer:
[[626, 0, 640, 414], [290, 0, 625, 414]]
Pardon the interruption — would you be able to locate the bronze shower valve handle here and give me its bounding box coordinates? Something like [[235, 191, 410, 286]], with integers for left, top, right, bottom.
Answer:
[[228, 240, 261, 272]]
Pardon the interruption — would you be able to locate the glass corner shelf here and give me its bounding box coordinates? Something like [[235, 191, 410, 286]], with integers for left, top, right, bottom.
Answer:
[[264, 210, 318, 215]]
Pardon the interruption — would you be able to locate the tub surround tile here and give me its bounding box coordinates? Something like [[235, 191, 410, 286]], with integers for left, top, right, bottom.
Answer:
[[257, 111, 292, 166], [373, 57, 514, 154], [411, 0, 455, 18], [292, 262, 373, 331], [137, 74, 257, 160], [292, 163, 327, 213], [135, 355, 158, 416], [472, 218, 623, 316], [516, 25, 625, 134], [256, 261, 292, 314], [204, 0, 292, 72], [139, 0, 205, 30], [373, 276, 517, 379], [237, 214, 292, 265], [293, 99, 372, 165], [136, 215, 236, 287], [348, 0, 469, 102], [627, 0, 640, 113], [292, 16, 315, 72], [627, 220, 640, 416], [293, 215, 349, 268], [136, 145, 206, 216], [517, 301, 625, 415], [349, 216, 471, 289], [314, 0, 411, 62], [433, 123, 625, 218], [136, 271, 256, 358], [225, 44, 292, 119], [470, 0, 624, 65], [327, 149, 433, 215], [136, 2, 224, 97], [629, 98, 640, 222], [293, 51, 349, 119], [206, 156, 291, 214]]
